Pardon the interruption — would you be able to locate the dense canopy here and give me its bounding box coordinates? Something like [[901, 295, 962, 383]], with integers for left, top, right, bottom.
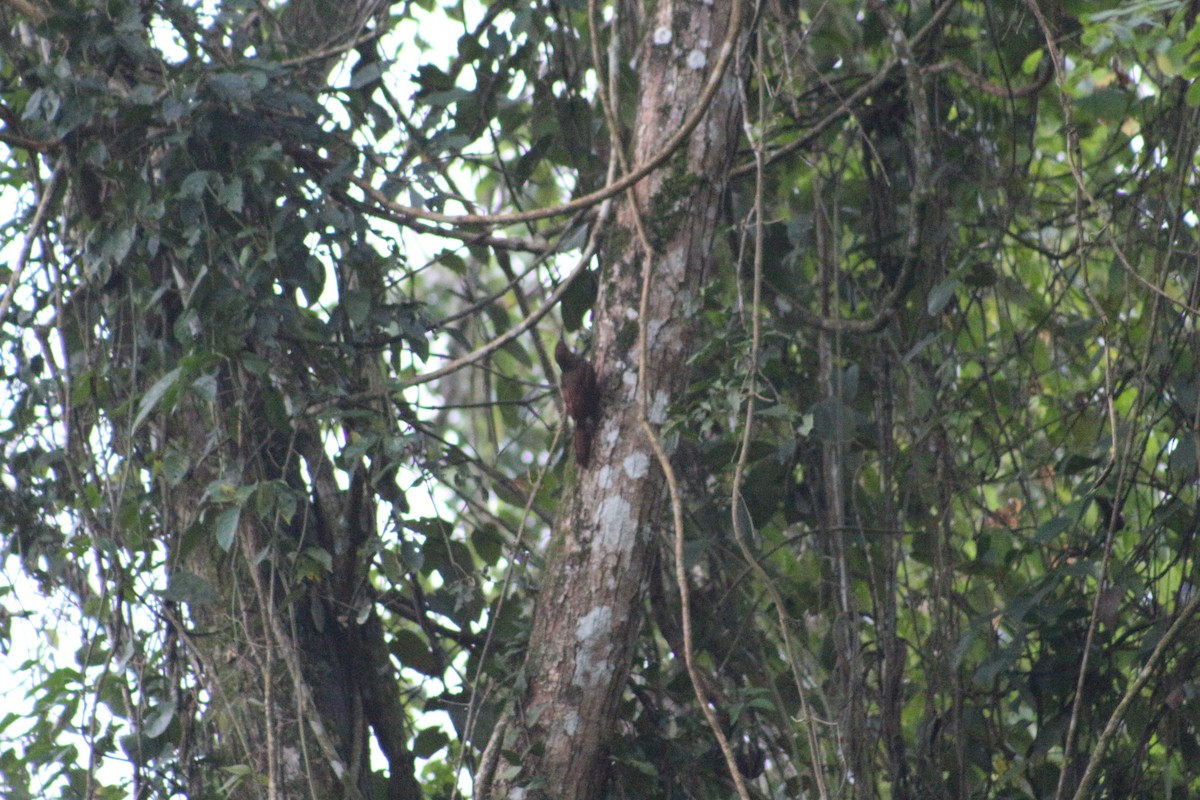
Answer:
[[2, 1, 1200, 798]]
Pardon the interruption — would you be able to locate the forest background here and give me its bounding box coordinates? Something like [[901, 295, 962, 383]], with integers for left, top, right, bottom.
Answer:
[[2, 0, 1200, 799]]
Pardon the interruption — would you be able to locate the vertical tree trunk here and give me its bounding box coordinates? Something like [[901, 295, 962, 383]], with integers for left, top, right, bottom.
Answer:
[[485, 3, 744, 799], [36, 1, 416, 796]]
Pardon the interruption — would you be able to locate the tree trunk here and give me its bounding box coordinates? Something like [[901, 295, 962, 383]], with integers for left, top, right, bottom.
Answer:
[[32, 1, 415, 797], [484, 3, 744, 798]]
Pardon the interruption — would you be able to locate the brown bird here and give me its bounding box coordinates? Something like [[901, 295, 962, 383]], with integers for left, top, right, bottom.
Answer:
[[555, 339, 600, 468]]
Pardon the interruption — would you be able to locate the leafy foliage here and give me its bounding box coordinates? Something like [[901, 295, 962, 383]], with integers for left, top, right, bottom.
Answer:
[[0, 0, 1199, 798]]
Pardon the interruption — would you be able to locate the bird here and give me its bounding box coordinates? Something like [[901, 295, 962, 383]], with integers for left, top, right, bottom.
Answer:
[[555, 339, 600, 468]]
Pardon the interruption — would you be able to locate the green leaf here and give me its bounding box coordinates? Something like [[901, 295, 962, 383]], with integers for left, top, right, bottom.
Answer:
[[1187, 79, 1200, 107], [1074, 87, 1130, 121], [156, 449, 190, 486], [99, 225, 136, 265], [342, 288, 372, 327], [142, 700, 175, 738], [1022, 48, 1044, 75], [160, 572, 219, 606], [927, 277, 960, 315], [389, 629, 440, 676], [180, 170, 211, 198], [349, 60, 388, 90], [191, 373, 218, 403], [213, 506, 240, 552], [560, 268, 598, 331], [1035, 514, 1073, 543], [413, 727, 450, 758], [471, 524, 504, 566], [208, 72, 252, 104], [217, 177, 243, 212], [301, 546, 333, 573], [132, 367, 182, 433], [380, 550, 405, 585]]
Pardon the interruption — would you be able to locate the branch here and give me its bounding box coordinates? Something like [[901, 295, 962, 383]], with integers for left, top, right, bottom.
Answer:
[[397, 199, 611, 389], [345, 0, 746, 229], [282, 143, 555, 253], [786, 0, 942, 336], [731, 0, 958, 179], [924, 57, 1053, 99], [0, 156, 63, 329], [731, 31, 831, 797], [1069, 585, 1200, 800], [629, 6, 751, 795], [0, 124, 58, 153], [0, 0, 46, 23], [378, 591, 484, 647]]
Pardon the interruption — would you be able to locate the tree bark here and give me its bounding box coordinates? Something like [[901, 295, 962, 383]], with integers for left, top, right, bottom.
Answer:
[[37, 2, 411, 797], [484, 3, 744, 798]]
